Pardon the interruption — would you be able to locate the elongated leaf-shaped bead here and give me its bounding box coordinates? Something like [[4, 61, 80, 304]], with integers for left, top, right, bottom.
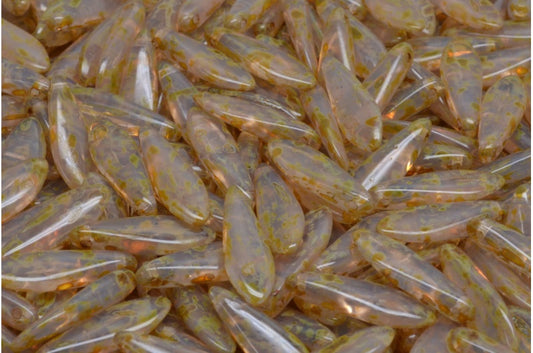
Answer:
[[77, 11, 120, 86], [356, 230, 473, 322], [48, 80, 96, 188], [176, 0, 224, 32], [154, 29, 255, 91], [94, 1, 145, 93], [72, 86, 178, 140], [2, 250, 136, 293], [186, 107, 253, 199], [37, 296, 170, 353], [320, 55, 382, 152], [89, 121, 156, 216], [158, 60, 197, 132], [1, 116, 46, 170], [257, 207, 333, 316], [321, 54, 382, 152], [2, 185, 107, 257], [316, 326, 395, 353], [208, 28, 316, 89], [136, 242, 228, 294], [254, 164, 305, 255], [71, 216, 215, 258], [477, 149, 531, 185], [277, 309, 336, 351], [465, 241, 530, 309], [377, 201, 502, 243], [2, 58, 49, 99], [432, 0, 503, 30], [503, 182, 530, 236], [410, 318, 458, 353], [2, 289, 37, 331], [363, 42, 413, 110], [209, 286, 309, 353], [447, 327, 515, 353], [268, 139, 374, 224], [223, 186, 275, 305], [468, 218, 531, 274], [440, 38, 483, 138], [294, 271, 436, 328], [300, 85, 349, 169], [478, 75, 527, 163], [173, 286, 236, 353], [224, 0, 274, 32], [371, 170, 505, 209], [283, 0, 318, 73], [140, 129, 209, 226], [194, 91, 320, 147], [119, 30, 158, 111], [115, 332, 211, 353], [2, 158, 48, 223], [352, 118, 430, 190], [480, 46, 531, 88], [12, 270, 136, 351], [2, 19, 49, 73], [34, 0, 124, 47], [319, 7, 357, 75], [440, 244, 518, 349], [365, 0, 430, 34]]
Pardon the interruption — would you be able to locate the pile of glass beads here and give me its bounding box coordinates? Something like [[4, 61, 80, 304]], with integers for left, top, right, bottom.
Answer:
[[1, 0, 531, 352]]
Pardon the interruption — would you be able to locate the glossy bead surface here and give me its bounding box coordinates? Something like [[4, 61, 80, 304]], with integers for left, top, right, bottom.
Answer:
[[223, 186, 275, 305], [209, 286, 310, 353], [89, 121, 157, 216], [140, 129, 209, 226], [2, 250, 136, 293], [356, 230, 474, 322]]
